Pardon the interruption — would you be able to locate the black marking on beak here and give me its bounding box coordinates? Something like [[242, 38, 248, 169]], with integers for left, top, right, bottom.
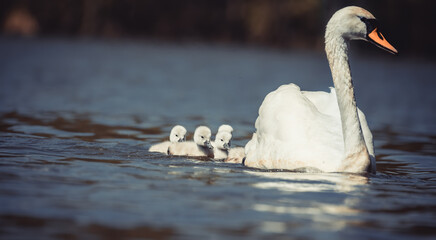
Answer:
[[359, 17, 379, 34], [223, 143, 230, 150], [361, 16, 398, 55]]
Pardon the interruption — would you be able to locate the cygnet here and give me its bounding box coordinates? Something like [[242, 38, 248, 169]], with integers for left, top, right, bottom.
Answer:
[[213, 131, 232, 160], [149, 125, 187, 154]]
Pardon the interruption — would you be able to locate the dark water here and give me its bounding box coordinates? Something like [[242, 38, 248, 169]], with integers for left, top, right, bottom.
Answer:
[[0, 38, 435, 239]]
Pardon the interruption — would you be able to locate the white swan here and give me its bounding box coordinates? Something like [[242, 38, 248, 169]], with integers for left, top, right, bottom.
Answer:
[[212, 131, 232, 160], [244, 6, 397, 173], [168, 126, 214, 158], [149, 125, 187, 154]]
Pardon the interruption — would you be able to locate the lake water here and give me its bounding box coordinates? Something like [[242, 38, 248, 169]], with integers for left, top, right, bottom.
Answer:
[[0, 38, 435, 239]]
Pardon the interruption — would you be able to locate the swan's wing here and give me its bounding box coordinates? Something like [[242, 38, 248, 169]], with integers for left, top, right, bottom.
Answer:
[[244, 133, 257, 155], [357, 109, 376, 172], [305, 87, 376, 172], [304, 88, 375, 156], [245, 84, 344, 171], [301, 87, 339, 116]]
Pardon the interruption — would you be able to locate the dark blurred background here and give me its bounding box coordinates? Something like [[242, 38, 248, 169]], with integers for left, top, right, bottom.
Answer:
[[1, 0, 435, 59]]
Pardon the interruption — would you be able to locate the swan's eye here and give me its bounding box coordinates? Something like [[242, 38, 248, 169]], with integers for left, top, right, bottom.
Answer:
[[175, 134, 178, 137], [220, 139, 223, 142], [201, 136, 204, 139]]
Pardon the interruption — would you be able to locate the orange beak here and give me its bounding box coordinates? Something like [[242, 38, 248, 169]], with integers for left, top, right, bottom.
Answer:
[[367, 28, 398, 54]]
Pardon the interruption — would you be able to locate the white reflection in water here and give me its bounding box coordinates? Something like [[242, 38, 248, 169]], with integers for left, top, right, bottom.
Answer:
[[248, 171, 368, 193], [260, 221, 287, 233], [247, 171, 369, 231], [253, 202, 359, 216]]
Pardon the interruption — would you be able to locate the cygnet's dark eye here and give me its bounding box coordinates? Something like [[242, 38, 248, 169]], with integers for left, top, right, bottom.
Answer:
[[220, 139, 223, 142], [175, 134, 178, 137], [201, 136, 204, 139]]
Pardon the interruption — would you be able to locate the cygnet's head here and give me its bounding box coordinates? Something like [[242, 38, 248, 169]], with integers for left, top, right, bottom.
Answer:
[[215, 131, 232, 150], [326, 6, 397, 54], [217, 124, 233, 134], [169, 125, 187, 143], [193, 126, 213, 149]]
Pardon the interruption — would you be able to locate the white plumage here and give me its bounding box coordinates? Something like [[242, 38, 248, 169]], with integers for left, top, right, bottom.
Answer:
[[168, 126, 214, 158], [217, 124, 233, 134], [244, 6, 397, 173], [212, 131, 232, 160], [224, 147, 245, 163], [149, 125, 187, 154]]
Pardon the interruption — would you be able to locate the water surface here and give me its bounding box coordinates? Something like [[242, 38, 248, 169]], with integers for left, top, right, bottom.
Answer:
[[0, 38, 435, 239]]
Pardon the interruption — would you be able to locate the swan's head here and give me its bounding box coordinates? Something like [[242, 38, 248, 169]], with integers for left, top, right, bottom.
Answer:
[[217, 124, 233, 134], [169, 125, 187, 143], [326, 6, 397, 54], [215, 131, 232, 150], [194, 126, 213, 149]]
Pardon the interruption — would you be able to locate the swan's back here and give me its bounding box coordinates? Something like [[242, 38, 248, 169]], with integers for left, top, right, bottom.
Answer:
[[245, 83, 375, 171], [245, 84, 344, 171]]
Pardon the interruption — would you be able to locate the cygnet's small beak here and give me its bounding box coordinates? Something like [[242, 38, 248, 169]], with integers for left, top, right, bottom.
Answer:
[[178, 137, 185, 142], [205, 140, 213, 149], [367, 28, 398, 54], [223, 143, 230, 150]]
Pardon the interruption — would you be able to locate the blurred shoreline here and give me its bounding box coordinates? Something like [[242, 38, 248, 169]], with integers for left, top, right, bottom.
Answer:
[[1, 0, 435, 59], [1, 34, 433, 65]]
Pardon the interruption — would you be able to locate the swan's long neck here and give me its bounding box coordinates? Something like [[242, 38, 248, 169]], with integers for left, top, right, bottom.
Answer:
[[325, 32, 370, 171]]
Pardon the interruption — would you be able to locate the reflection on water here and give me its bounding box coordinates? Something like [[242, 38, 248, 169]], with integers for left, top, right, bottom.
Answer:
[[0, 38, 436, 239], [1, 111, 435, 239], [248, 172, 367, 233], [0, 215, 176, 239], [249, 171, 369, 193]]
